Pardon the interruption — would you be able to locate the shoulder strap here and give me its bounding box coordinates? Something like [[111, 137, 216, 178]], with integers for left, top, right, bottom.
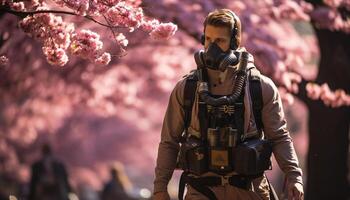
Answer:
[[234, 83, 246, 142], [249, 67, 264, 132], [183, 70, 198, 131]]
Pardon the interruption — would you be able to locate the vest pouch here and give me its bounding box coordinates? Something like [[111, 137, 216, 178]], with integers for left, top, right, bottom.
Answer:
[[233, 139, 272, 176], [178, 136, 208, 175], [209, 147, 233, 174]]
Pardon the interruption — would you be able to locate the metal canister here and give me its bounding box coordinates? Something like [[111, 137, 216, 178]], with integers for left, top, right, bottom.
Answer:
[[207, 128, 219, 147], [228, 127, 238, 147]]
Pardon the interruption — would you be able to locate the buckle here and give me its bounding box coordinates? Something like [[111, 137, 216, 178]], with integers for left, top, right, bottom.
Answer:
[[221, 176, 229, 186]]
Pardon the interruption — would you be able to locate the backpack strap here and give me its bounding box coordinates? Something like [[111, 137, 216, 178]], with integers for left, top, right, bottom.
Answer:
[[234, 79, 246, 142], [183, 70, 198, 132], [249, 67, 264, 132]]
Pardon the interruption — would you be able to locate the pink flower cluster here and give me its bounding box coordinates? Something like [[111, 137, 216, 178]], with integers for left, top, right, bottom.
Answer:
[[70, 29, 102, 57], [52, 0, 123, 16], [115, 33, 128, 47], [7, 0, 178, 66], [272, 0, 312, 21], [19, 13, 74, 66], [272, 0, 350, 33], [9, 1, 26, 11], [70, 29, 111, 65], [106, 1, 143, 30], [149, 22, 178, 40], [42, 46, 68, 66], [310, 6, 350, 33], [278, 87, 296, 105], [58, 0, 90, 15], [277, 71, 302, 94], [4, 0, 43, 11], [94, 52, 111, 65], [324, 0, 344, 8], [141, 19, 160, 31], [306, 83, 350, 107]]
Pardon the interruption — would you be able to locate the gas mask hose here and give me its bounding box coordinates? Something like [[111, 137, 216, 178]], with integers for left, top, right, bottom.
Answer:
[[218, 51, 238, 72], [198, 52, 250, 106]]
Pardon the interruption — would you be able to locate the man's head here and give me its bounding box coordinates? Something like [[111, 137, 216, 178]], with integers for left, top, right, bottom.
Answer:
[[41, 143, 52, 157], [203, 9, 241, 51]]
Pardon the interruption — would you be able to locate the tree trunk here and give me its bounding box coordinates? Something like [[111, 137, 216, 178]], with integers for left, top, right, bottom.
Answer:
[[305, 28, 350, 200]]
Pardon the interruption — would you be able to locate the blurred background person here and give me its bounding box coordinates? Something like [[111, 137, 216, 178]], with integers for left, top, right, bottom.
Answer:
[[101, 162, 136, 200], [28, 143, 72, 200]]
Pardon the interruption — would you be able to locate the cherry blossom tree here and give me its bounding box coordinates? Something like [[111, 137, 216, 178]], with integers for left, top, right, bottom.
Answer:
[[0, 0, 177, 66]]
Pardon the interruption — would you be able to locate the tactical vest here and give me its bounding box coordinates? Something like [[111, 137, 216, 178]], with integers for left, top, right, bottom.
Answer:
[[177, 67, 271, 176]]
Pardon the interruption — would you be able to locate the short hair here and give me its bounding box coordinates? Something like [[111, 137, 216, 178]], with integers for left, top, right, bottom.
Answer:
[[203, 9, 242, 48], [41, 143, 52, 155]]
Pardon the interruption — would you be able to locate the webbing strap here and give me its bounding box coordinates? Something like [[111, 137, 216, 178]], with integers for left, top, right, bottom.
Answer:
[[178, 172, 218, 200], [198, 101, 208, 142], [249, 68, 264, 132], [183, 77, 197, 131], [234, 83, 246, 142]]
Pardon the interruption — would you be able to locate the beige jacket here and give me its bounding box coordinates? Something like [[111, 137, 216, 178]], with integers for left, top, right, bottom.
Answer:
[[153, 64, 303, 195]]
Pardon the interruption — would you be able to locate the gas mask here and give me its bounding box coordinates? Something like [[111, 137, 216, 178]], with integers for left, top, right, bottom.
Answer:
[[204, 43, 239, 71]]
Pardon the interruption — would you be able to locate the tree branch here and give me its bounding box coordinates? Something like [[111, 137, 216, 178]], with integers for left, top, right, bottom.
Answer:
[[0, 6, 129, 29]]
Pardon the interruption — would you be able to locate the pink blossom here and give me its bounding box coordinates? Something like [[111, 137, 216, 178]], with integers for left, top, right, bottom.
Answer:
[[278, 71, 302, 94], [306, 83, 350, 107], [52, 0, 89, 15], [70, 29, 103, 58], [19, 13, 74, 49], [141, 19, 160, 31], [95, 52, 111, 65], [42, 47, 68, 66], [310, 6, 350, 33], [323, 0, 342, 8], [278, 87, 295, 105], [106, 2, 143, 29], [116, 33, 128, 47], [149, 23, 178, 40], [125, 0, 142, 7], [272, 0, 311, 21], [6, 0, 178, 66], [306, 83, 321, 100], [9, 2, 26, 11]]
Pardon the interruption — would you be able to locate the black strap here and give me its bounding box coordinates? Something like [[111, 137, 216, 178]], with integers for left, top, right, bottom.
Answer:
[[178, 173, 217, 200], [234, 82, 246, 142], [249, 68, 264, 132], [187, 179, 218, 200], [198, 101, 208, 142], [183, 74, 197, 132]]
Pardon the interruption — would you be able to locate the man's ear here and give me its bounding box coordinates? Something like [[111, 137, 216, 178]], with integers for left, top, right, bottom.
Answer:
[[201, 35, 205, 45]]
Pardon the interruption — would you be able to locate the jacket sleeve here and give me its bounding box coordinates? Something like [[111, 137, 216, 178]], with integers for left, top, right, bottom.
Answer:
[[153, 79, 186, 194], [260, 75, 303, 185]]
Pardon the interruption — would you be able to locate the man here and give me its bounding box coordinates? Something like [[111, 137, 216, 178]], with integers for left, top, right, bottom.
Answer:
[[153, 9, 304, 200], [29, 143, 72, 200]]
